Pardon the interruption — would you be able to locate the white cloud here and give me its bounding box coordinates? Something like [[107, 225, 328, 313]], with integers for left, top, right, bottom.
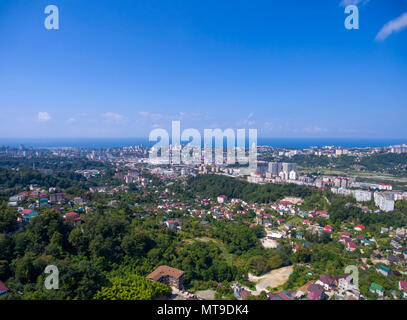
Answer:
[[339, 0, 370, 7], [37, 112, 51, 122], [304, 126, 327, 133], [264, 121, 273, 131], [236, 113, 256, 127], [138, 111, 149, 117], [66, 118, 76, 124], [102, 112, 126, 123], [375, 12, 407, 42]]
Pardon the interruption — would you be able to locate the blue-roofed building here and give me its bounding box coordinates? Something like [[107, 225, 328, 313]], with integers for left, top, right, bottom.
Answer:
[[378, 264, 390, 277]]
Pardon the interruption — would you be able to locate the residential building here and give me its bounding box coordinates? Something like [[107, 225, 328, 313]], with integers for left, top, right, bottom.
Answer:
[[147, 266, 184, 290], [374, 192, 395, 212], [0, 281, 8, 296], [370, 283, 384, 297]]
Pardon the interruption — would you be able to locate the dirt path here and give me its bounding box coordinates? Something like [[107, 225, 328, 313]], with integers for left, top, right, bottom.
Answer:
[[371, 258, 389, 266]]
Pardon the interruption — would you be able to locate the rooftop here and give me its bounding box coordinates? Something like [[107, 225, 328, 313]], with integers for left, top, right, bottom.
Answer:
[[147, 265, 184, 281]]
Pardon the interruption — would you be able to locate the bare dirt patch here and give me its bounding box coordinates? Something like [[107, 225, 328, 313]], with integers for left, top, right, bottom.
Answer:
[[195, 290, 216, 300], [248, 266, 294, 294], [260, 238, 278, 248]]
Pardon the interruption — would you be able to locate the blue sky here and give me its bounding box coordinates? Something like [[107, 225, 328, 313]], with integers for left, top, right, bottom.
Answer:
[[0, 0, 406, 139]]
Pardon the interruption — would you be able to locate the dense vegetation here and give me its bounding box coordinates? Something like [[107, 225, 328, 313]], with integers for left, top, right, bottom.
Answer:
[[94, 274, 171, 300], [0, 167, 87, 190], [0, 157, 108, 171], [187, 174, 312, 203]]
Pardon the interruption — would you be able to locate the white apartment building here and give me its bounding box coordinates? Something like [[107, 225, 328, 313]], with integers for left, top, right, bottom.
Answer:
[[374, 192, 395, 212]]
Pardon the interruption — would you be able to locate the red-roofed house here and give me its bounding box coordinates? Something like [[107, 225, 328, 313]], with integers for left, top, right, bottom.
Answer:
[[21, 208, 34, 215], [64, 212, 81, 225], [21, 209, 39, 222], [354, 225, 366, 232], [399, 281, 407, 298], [217, 195, 227, 204], [278, 201, 291, 206], [0, 281, 9, 296], [346, 241, 358, 252]]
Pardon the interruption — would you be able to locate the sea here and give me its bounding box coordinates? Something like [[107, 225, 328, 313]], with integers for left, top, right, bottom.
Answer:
[[0, 138, 406, 149]]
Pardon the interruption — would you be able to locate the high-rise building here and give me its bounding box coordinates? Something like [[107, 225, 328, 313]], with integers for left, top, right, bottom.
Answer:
[[268, 162, 282, 176], [282, 162, 297, 175], [256, 161, 269, 174], [374, 192, 395, 212]]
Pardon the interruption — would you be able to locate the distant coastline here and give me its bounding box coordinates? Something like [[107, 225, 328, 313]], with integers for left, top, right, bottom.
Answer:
[[1, 137, 406, 150]]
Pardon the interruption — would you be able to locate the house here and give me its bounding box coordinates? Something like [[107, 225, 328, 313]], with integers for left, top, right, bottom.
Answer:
[[378, 264, 391, 277], [165, 220, 178, 229], [399, 281, 407, 298], [388, 255, 402, 266], [337, 274, 355, 291], [73, 197, 84, 205], [356, 235, 365, 241], [239, 289, 251, 300], [39, 196, 49, 207], [370, 282, 384, 297], [303, 241, 311, 248], [21, 209, 39, 223], [146, 265, 184, 290], [354, 225, 366, 232], [364, 239, 373, 246], [217, 195, 227, 204], [316, 274, 335, 291], [107, 200, 118, 207], [323, 225, 333, 233], [381, 227, 389, 234], [303, 220, 312, 226], [393, 248, 403, 256], [307, 283, 326, 300], [63, 212, 81, 225], [339, 235, 351, 243], [0, 281, 8, 296], [50, 193, 66, 204], [346, 241, 357, 252], [319, 211, 330, 219], [30, 190, 41, 198], [277, 291, 294, 300], [267, 292, 282, 300], [390, 240, 402, 250]]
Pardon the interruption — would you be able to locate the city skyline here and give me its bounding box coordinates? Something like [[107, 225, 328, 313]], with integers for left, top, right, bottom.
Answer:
[[1, 0, 407, 139]]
